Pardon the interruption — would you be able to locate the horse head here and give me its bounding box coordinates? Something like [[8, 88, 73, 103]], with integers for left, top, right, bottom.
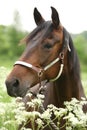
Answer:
[[5, 7, 70, 97]]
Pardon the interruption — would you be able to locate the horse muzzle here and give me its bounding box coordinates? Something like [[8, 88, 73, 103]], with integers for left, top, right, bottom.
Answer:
[[5, 77, 30, 97]]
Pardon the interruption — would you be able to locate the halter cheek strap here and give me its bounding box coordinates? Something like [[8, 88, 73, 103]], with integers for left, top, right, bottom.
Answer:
[[50, 63, 64, 82]]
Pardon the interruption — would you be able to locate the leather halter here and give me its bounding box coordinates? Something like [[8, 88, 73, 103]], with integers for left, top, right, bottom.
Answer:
[[14, 52, 64, 81], [14, 51, 64, 82]]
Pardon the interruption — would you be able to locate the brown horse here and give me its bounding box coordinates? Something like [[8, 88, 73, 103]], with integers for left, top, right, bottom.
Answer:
[[5, 7, 86, 129]]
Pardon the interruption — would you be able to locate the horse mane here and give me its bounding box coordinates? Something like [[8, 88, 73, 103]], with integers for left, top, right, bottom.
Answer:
[[66, 30, 81, 79]]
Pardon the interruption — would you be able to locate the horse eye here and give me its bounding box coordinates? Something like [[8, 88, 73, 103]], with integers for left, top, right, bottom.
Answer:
[[43, 43, 52, 49]]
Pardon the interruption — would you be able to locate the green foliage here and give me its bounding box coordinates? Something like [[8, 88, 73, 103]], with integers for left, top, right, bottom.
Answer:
[[74, 35, 87, 63], [73, 32, 87, 72], [0, 25, 26, 67]]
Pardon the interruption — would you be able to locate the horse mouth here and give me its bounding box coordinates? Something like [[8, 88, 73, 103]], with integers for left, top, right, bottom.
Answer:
[[6, 86, 29, 98], [21, 81, 46, 98], [6, 83, 40, 98], [6, 77, 47, 98]]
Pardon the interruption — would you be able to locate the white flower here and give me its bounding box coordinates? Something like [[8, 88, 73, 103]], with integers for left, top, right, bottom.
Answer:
[[32, 98, 42, 106], [15, 97, 22, 102], [37, 94, 45, 100], [0, 108, 5, 116], [35, 118, 44, 128], [41, 109, 52, 120], [66, 126, 72, 130], [26, 101, 34, 107], [21, 128, 32, 130], [26, 93, 33, 98], [0, 127, 8, 130]]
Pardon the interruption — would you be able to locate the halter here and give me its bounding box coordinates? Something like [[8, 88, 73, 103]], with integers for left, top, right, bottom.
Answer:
[[14, 51, 64, 82]]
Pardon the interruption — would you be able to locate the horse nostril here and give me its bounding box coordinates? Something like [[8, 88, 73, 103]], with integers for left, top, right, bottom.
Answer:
[[12, 79, 19, 87], [5, 78, 19, 88], [5, 78, 20, 97]]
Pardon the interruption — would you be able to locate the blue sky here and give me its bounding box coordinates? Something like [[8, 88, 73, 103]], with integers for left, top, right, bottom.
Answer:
[[0, 0, 87, 33]]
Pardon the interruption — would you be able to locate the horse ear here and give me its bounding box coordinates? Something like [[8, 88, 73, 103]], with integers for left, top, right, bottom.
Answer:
[[34, 8, 45, 26], [51, 7, 60, 29]]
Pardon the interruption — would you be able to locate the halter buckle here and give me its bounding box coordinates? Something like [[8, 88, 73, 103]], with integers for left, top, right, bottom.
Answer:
[[38, 69, 44, 77]]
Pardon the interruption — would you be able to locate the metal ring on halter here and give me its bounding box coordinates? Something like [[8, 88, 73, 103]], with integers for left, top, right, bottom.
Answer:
[[38, 69, 44, 77], [59, 52, 64, 60]]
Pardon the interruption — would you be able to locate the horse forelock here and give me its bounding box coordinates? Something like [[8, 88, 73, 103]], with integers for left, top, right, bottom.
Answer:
[[21, 21, 53, 44]]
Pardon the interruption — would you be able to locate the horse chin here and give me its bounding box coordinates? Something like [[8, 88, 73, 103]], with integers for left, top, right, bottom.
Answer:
[[22, 82, 46, 99], [6, 84, 30, 98], [29, 83, 40, 94], [23, 80, 48, 100], [16, 84, 40, 98], [7, 89, 18, 97]]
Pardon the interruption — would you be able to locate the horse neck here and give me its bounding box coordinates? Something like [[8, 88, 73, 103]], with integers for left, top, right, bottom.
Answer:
[[46, 36, 85, 108], [53, 72, 83, 107]]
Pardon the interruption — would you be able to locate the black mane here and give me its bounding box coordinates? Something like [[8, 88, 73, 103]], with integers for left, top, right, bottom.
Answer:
[[22, 21, 53, 44], [66, 29, 81, 79]]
